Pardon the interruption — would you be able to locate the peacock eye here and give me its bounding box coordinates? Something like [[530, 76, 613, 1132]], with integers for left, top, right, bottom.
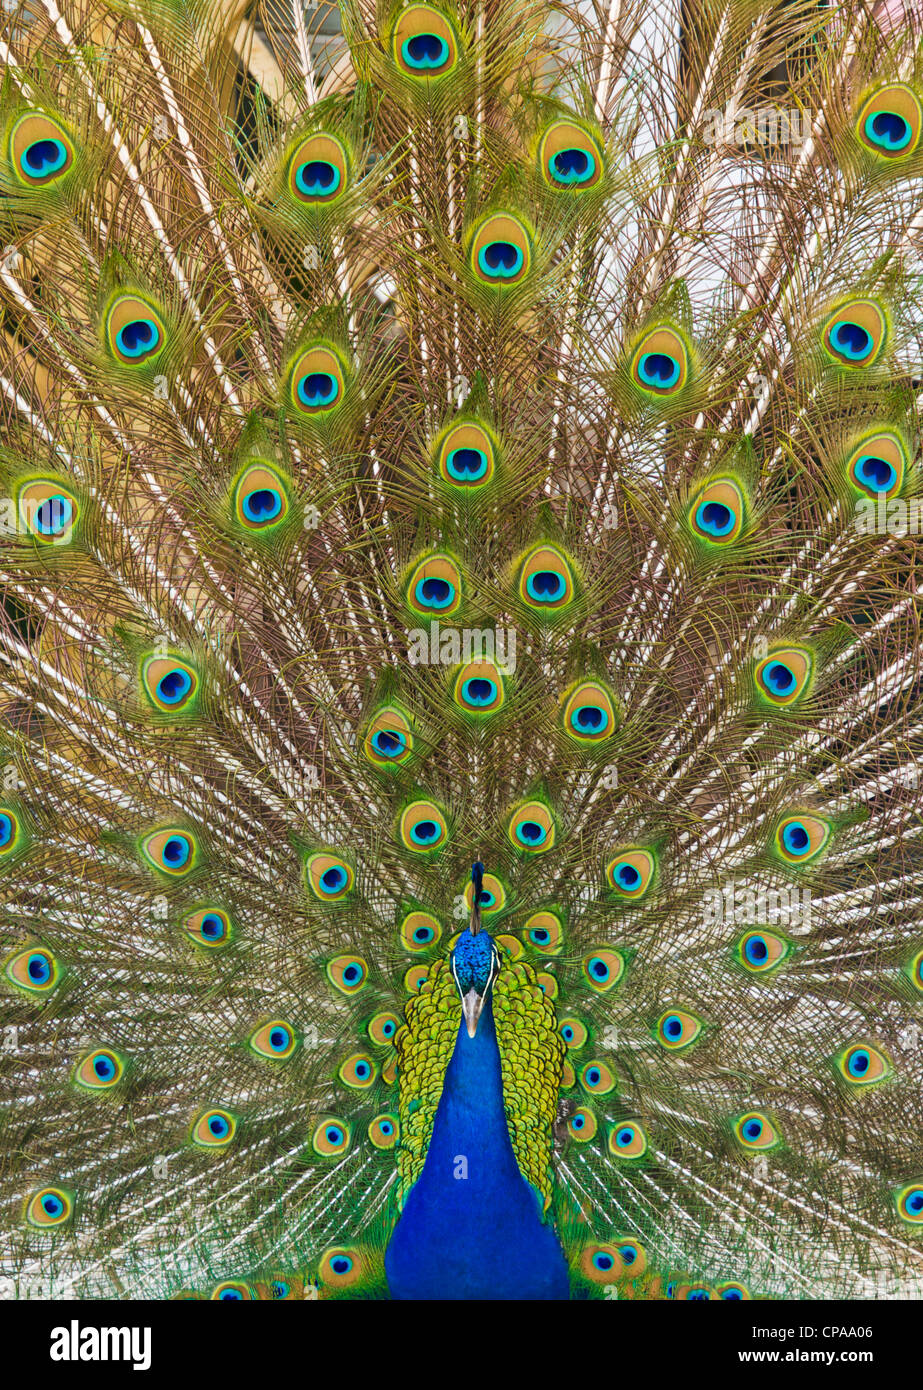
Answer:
[[368, 1011, 400, 1044], [539, 120, 603, 190], [607, 847, 656, 899], [405, 552, 463, 617], [523, 910, 564, 954], [470, 214, 531, 287], [398, 800, 449, 851], [0, 805, 27, 860], [305, 852, 354, 900], [561, 680, 619, 743], [518, 543, 575, 612], [141, 654, 198, 714], [582, 947, 625, 993], [733, 1110, 781, 1151], [191, 1108, 237, 1147], [835, 1042, 892, 1088], [11, 113, 75, 187], [183, 907, 233, 948], [249, 1020, 298, 1060], [392, 6, 459, 77], [821, 299, 887, 368], [753, 645, 813, 707], [233, 462, 291, 533], [368, 1113, 398, 1148], [629, 325, 690, 396], [436, 420, 497, 489], [774, 812, 831, 865], [364, 706, 414, 766], [338, 1052, 378, 1089], [17, 479, 80, 544], [326, 955, 368, 995], [5, 943, 61, 995], [288, 133, 349, 204], [105, 294, 166, 367], [211, 1282, 252, 1300], [507, 800, 555, 853], [845, 431, 907, 500], [289, 344, 346, 416], [24, 1185, 73, 1228], [559, 1016, 588, 1049], [896, 1184, 923, 1225], [608, 1120, 648, 1160], [656, 1009, 703, 1050], [579, 1060, 615, 1095], [855, 84, 922, 158], [399, 912, 441, 953], [74, 1048, 126, 1090], [454, 660, 505, 715], [735, 930, 791, 974], [567, 1106, 598, 1141], [687, 477, 747, 545], [312, 1118, 351, 1156], [464, 872, 505, 914], [139, 827, 199, 877]]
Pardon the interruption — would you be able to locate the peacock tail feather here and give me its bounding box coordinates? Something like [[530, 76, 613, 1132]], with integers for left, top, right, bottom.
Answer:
[[0, 0, 922, 1301]]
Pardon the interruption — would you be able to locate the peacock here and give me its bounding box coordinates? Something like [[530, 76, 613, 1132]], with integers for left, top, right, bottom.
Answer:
[[1, 0, 923, 1304]]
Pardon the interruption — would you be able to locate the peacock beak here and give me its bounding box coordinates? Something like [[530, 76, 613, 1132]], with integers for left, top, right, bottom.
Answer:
[[461, 987, 486, 1038]]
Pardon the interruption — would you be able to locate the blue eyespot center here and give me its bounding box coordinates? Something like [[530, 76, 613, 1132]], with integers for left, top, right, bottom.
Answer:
[[530, 928, 550, 944], [157, 668, 192, 705], [0, 814, 12, 847], [34, 494, 73, 536], [830, 320, 871, 360], [516, 820, 545, 846], [744, 935, 769, 965], [116, 318, 160, 359], [855, 454, 896, 492], [331, 1254, 353, 1274], [664, 1014, 683, 1040], [551, 147, 594, 184], [847, 1049, 870, 1077], [592, 1251, 613, 1270], [616, 1127, 634, 1147], [402, 33, 449, 69], [209, 1115, 229, 1137], [242, 488, 283, 522], [638, 352, 680, 387], [410, 819, 440, 845], [94, 1054, 116, 1079], [295, 160, 341, 197], [320, 866, 348, 893], [23, 138, 68, 177], [743, 1118, 763, 1140], [200, 913, 225, 940], [343, 963, 361, 984], [42, 1193, 64, 1216], [614, 863, 640, 889], [866, 110, 911, 151], [270, 1028, 290, 1051], [446, 447, 488, 481], [28, 953, 51, 983], [696, 500, 734, 536], [572, 704, 604, 731], [589, 957, 609, 979], [372, 728, 406, 757], [478, 241, 523, 278], [526, 569, 565, 601], [763, 661, 796, 695], [782, 821, 810, 854], [462, 678, 496, 705], [297, 372, 338, 408], [326, 1125, 344, 1144], [162, 835, 190, 867], [415, 576, 454, 608]]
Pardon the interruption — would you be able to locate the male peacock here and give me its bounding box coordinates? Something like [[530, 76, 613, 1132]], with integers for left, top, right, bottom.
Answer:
[[0, 0, 922, 1303]]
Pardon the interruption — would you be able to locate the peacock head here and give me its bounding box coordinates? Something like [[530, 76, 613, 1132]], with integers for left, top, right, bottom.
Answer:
[[450, 861, 500, 1038]]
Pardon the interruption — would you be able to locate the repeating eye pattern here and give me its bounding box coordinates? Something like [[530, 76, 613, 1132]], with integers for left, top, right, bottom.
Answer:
[[774, 812, 831, 865], [539, 119, 603, 190], [405, 552, 462, 617], [507, 800, 556, 853], [191, 1108, 237, 1147], [141, 654, 198, 714], [582, 947, 625, 993], [735, 930, 791, 974], [74, 1048, 126, 1090], [0, 804, 26, 860], [518, 543, 575, 612], [579, 1060, 616, 1096], [249, 1020, 298, 1060], [326, 955, 368, 995], [630, 325, 690, 396], [368, 1114, 398, 1149], [5, 944, 61, 995], [435, 420, 497, 488], [398, 800, 448, 851], [559, 1016, 588, 1050], [856, 84, 922, 158], [312, 1117, 351, 1156], [677, 1283, 713, 1301], [363, 706, 414, 767], [182, 907, 233, 948], [656, 1009, 703, 1051], [733, 1111, 781, 1151], [290, 344, 346, 416], [616, 1239, 647, 1275], [288, 133, 349, 204], [140, 828, 198, 876], [463, 871, 505, 914], [368, 1011, 400, 1045], [17, 478, 79, 544], [579, 1243, 623, 1282], [233, 462, 291, 532], [896, 1183, 923, 1224], [835, 1042, 892, 1088], [608, 1120, 648, 1160], [821, 299, 887, 368], [535, 970, 558, 999], [339, 1052, 378, 1089], [392, 6, 459, 77], [687, 476, 747, 545], [25, 1186, 73, 1228], [10, 113, 75, 187], [567, 1106, 597, 1142], [399, 911, 441, 953], [305, 852, 354, 900], [753, 645, 813, 707], [470, 213, 532, 287], [607, 847, 656, 899], [453, 659, 505, 715], [561, 679, 619, 743], [522, 909, 563, 954], [845, 430, 907, 501], [106, 294, 166, 367]]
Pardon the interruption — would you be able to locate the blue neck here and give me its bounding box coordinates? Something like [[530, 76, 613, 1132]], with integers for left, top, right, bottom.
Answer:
[[385, 996, 570, 1300]]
